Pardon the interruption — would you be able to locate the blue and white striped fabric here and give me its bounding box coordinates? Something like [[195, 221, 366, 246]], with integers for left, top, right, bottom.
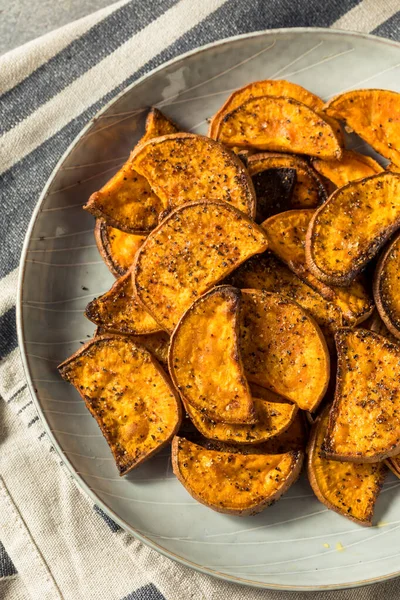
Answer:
[[0, 1, 399, 598]]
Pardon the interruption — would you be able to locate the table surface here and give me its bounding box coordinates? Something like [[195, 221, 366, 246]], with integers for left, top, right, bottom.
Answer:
[[0, 0, 114, 55]]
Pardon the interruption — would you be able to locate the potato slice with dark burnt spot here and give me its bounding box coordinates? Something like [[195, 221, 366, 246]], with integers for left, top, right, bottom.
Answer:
[[95, 219, 145, 277], [374, 232, 400, 340], [169, 286, 255, 424], [133, 201, 268, 332], [262, 209, 374, 325], [240, 290, 330, 411], [215, 96, 343, 159], [252, 168, 296, 222], [86, 270, 160, 335], [58, 335, 182, 475], [323, 328, 400, 462], [130, 133, 256, 217], [184, 384, 297, 444], [307, 407, 387, 526], [306, 172, 400, 286], [248, 153, 327, 210], [172, 436, 303, 516]]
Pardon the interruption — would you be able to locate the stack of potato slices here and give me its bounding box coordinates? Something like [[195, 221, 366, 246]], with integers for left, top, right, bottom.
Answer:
[[59, 84, 400, 525]]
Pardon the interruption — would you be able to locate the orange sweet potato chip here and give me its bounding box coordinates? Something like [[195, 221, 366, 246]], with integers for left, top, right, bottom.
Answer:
[[323, 328, 400, 462], [95, 219, 145, 277], [312, 150, 383, 188], [130, 133, 256, 217], [86, 270, 160, 335], [240, 290, 330, 411], [172, 436, 303, 515], [215, 96, 343, 159], [324, 89, 400, 167], [373, 232, 400, 340], [307, 407, 386, 526], [133, 201, 268, 332], [306, 172, 400, 286], [58, 335, 182, 475], [262, 209, 374, 325], [169, 286, 255, 424]]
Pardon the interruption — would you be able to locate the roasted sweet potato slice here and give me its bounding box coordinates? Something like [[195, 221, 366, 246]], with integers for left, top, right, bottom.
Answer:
[[169, 286, 255, 424], [363, 310, 399, 346], [324, 89, 400, 167], [84, 161, 165, 234], [139, 107, 179, 144], [262, 209, 374, 325], [84, 108, 180, 233], [373, 232, 400, 340], [215, 96, 343, 159], [251, 168, 297, 222], [230, 252, 343, 341], [86, 270, 160, 335], [240, 290, 330, 411], [58, 335, 182, 475], [248, 153, 327, 209], [130, 133, 256, 217], [307, 407, 386, 526], [312, 150, 383, 188], [133, 201, 268, 331], [172, 436, 303, 515], [306, 172, 400, 286], [94, 219, 145, 277], [209, 80, 324, 139], [184, 385, 297, 445], [95, 326, 169, 369], [323, 328, 400, 462]]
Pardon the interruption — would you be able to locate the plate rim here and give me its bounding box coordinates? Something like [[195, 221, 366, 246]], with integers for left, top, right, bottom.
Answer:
[[16, 26, 400, 591]]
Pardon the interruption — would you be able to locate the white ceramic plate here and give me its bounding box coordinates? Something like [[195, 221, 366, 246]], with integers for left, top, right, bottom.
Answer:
[[17, 28, 400, 591]]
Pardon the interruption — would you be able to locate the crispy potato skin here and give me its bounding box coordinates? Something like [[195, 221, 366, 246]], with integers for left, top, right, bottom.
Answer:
[[58, 335, 182, 475], [133, 201, 268, 332], [324, 89, 400, 167], [85, 270, 161, 335], [172, 436, 303, 515], [216, 96, 343, 159], [209, 79, 324, 139], [312, 150, 383, 188], [230, 252, 343, 341], [373, 232, 400, 340], [307, 408, 386, 526], [95, 326, 169, 369], [323, 328, 400, 462], [94, 219, 145, 277], [169, 286, 255, 424], [248, 153, 327, 209], [240, 290, 330, 411], [184, 387, 297, 444], [131, 133, 256, 218], [306, 172, 400, 286], [139, 107, 179, 145], [262, 209, 373, 325]]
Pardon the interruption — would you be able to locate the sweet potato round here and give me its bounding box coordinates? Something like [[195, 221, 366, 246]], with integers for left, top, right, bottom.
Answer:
[[373, 232, 400, 340], [312, 149, 383, 188], [307, 407, 386, 526], [58, 335, 182, 475], [172, 436, 303, 516], [94, 219, 145, 277]]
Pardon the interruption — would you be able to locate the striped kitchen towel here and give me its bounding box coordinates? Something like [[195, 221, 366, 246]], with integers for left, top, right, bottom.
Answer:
[[0, 1, 399, 598]]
